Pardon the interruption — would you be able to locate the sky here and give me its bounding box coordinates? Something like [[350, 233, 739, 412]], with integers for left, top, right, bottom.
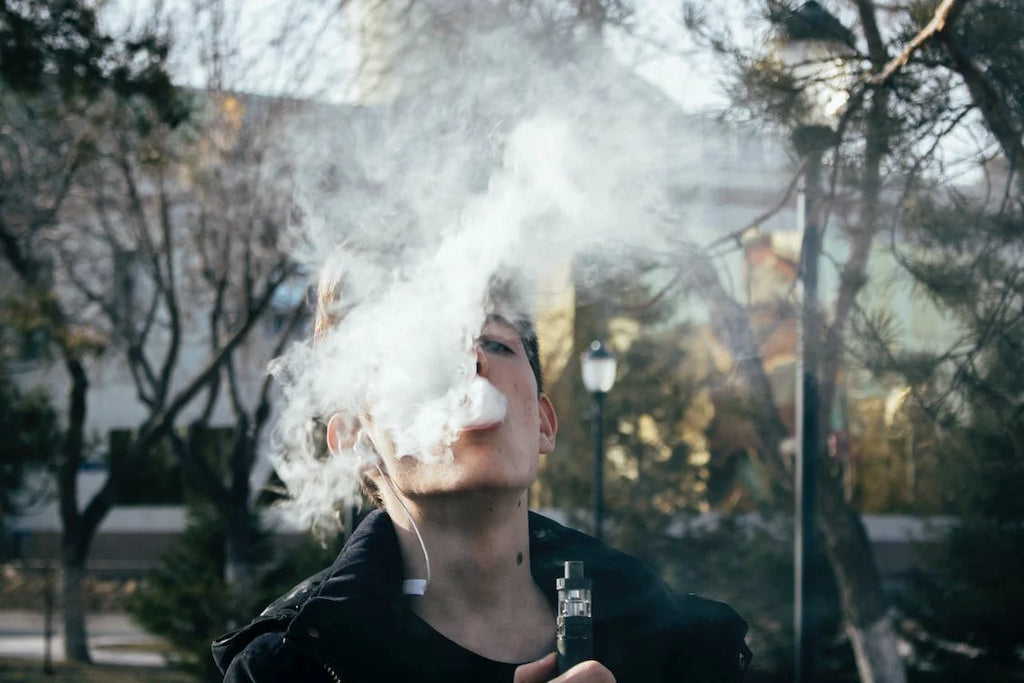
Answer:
[[101, 0, 735, 113], [605, 0, 733, 112]]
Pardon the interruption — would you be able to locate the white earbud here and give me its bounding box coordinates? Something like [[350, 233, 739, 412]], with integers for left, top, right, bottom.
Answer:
[[353, 429, 379, 465]]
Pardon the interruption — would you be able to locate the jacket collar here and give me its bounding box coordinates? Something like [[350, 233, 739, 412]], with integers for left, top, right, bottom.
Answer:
[[211, 509, 403, 673], [213, 508, 664, 674]]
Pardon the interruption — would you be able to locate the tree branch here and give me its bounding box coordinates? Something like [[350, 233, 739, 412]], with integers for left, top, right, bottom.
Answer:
[[131, 261, 294, 457], [819, 0, 893, 431], [705, 156, 809, 256], [937, 14, 1024, 182], [672, 241, 793, 486], [155, 172, 182, 407], [853, 0, 888, 63], [868, 0, 968, 85]]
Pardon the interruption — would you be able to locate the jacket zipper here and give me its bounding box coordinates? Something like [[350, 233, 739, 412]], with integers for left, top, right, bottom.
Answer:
[[321, 660, 343, 683], [289, 631, 343, 683]]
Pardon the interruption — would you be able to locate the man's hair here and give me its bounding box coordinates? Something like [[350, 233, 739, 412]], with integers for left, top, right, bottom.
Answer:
[[310, 273, 544, 508], [522, 322, 543, 394], [315, 279, 544, 394], [492, 314, 543, 395]]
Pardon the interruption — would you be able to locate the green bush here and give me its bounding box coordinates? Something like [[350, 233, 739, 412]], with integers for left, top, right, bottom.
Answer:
[[126, 503, 340, 680], [0, 371, 61, 555]]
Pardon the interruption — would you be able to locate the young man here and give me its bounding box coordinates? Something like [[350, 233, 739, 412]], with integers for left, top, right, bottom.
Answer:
[[213, 313, 752, 682]]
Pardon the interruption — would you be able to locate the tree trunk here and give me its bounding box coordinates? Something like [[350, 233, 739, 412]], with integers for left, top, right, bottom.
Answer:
[[56, 357, 96, 664], [59, 548, 91, 663], [937, 21, 1024, 193], [688, 246, 907, 682], [223, 496, 258, 632], [225, 507, 255, 595], [225, 421, 257, 594], [819, 6, 906, 678], [818, 471, 906, 683]]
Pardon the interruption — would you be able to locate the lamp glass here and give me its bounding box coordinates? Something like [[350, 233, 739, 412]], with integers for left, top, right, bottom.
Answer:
[[779, 38, 851, 129], [581, 343, 617, 393]]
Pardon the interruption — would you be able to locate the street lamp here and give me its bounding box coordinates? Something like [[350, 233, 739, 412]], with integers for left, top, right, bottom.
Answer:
[[580, 340, 617, 542], [777, 3, 852, 683]]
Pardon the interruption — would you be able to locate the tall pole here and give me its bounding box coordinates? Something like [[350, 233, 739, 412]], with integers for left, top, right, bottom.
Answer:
[[43, 563, 55, 675], [795, 141, 824, 683], [591, 391, 606, 542], [779, 4, 851, 679], [582, 340, 616, 543]]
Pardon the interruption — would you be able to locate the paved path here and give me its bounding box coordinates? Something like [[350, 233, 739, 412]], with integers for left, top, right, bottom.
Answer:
[[0, 610, 167, 667]]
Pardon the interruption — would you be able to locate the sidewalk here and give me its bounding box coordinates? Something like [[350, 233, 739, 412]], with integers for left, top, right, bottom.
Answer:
[[0, 610, 167, 667]]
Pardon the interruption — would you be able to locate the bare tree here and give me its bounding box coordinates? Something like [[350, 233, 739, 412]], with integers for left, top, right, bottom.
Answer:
[[0, 1, 197, 660], [44, 88, 310, 652], [46, 98, 296, 661], [0, 0, 353, 659]]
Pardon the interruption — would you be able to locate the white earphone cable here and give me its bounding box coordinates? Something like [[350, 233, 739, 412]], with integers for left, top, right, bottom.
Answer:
[[347, 428, 431, 596], [372, 459, 431, 596]]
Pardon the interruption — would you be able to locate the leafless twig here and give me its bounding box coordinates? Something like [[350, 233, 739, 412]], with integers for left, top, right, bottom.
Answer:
[[868, 0, 968, 85]]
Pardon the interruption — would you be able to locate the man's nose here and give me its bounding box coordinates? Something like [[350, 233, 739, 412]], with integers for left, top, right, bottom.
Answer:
[[475, 345, 488, 376]]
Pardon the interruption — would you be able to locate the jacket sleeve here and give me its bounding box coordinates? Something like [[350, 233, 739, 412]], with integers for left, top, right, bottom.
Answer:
[[221, 632, 336, 683], [664, 593, 753, 682]]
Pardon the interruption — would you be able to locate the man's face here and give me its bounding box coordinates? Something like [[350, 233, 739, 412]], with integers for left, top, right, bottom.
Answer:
[[364, 317, 557, 499]]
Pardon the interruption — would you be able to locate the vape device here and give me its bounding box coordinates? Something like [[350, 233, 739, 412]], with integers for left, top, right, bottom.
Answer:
[[556, 560, 593, 674]]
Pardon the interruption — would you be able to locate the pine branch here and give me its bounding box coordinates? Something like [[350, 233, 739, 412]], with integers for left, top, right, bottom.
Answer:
[[868, 0, 969, 85]]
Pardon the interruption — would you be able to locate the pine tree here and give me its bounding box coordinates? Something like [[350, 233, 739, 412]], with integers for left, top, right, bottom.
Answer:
[[868, 193, 1024, 676], [0, 367, 61, 553], [126, 502, 339, 679]]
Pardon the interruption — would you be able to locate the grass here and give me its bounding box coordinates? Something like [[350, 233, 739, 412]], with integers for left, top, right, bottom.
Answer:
[[0, 658, 197, 682]]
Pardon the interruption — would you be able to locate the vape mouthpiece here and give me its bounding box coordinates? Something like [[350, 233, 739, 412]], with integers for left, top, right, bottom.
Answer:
[[556, 560, 593, 674]]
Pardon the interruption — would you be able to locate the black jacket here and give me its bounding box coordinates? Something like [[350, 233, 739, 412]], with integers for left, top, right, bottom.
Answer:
[[213, 510, 752, 682]]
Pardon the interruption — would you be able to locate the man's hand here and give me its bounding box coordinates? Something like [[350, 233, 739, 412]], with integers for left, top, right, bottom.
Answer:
[[513, 653, 616, 683]]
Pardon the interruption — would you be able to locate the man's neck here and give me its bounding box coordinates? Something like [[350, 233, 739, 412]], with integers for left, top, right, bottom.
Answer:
[[393, 489, 533, 601], [386, 490, 555, 662]]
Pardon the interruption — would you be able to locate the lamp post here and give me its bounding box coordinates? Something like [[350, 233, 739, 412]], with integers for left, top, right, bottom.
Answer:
[[792, 122, 830, 683], [580, 340, 617, 542], [777, 4, 852, 683]]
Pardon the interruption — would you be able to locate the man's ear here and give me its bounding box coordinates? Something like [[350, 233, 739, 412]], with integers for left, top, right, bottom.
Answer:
[[538, 394, 558, 455], [326, 413, 360, 456]]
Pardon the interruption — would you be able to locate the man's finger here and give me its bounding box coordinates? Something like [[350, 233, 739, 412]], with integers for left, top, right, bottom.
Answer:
[[556, 660, 616, 682], [513, 652, 558, 683]]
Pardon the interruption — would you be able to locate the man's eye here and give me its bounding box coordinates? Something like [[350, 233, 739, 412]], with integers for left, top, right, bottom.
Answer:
[[480, 339, 513, 354]]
